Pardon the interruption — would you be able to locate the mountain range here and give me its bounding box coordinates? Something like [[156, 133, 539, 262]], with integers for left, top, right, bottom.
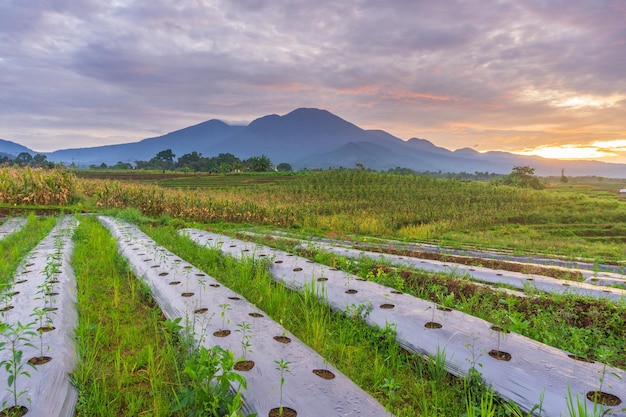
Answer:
[[2, 107, 625, 177]]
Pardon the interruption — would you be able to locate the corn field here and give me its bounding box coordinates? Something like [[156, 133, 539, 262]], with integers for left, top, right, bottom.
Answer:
[[0, 167, 77, 206]]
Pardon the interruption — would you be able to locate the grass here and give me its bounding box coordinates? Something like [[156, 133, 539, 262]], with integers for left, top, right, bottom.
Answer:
[[0, 214, 57, 287], [71, 215, 186, 416]]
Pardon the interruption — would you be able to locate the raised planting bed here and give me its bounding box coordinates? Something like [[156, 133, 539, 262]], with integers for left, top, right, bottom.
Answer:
[[100, 216, 391, 417], [182, 229, 626, 417], [0, 216, 79, 417], [296, 240, 626, 303], [0, 217, 27, 241]]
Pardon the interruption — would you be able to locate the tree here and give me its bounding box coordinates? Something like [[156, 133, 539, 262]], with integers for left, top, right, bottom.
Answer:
[[276, 162, 293, 172], [14, 152, 32, 166], [154, 149, 176, 171], [246, 155, 271, 172], [32, 154, 47, 167], [503, 166, 544, 189]]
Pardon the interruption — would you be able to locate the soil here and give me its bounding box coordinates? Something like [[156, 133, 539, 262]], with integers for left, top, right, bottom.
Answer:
[[312, 369, 336, 380], [380, 303, 395, 309], [0, 405, 28, 417], [213, 329, 231, 337], [273, 335, 291, 344], [268, 407, 297, 417], [194, 308, 208, 314], [425, 322, 443, 329], [28, 356, 52, 365], [234, 360, 255, 371], [357, 245, 585, 281], [488, 349, 512, 361], [586, 390, 622, 406]]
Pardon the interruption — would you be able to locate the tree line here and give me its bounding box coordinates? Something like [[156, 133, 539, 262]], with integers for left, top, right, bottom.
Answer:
[[90, 149, 293, 173]]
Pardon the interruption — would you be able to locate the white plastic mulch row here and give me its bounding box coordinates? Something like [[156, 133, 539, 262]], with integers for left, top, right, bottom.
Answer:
[[99, 216, 391, 417], [0, 217, 27, 240], [296, 240, 626, 302], [182, 229, 626, 417], [0, 216, 79, 416]]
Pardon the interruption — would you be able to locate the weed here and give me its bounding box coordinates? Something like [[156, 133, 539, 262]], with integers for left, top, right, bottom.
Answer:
[[0, 321, 37, 410]]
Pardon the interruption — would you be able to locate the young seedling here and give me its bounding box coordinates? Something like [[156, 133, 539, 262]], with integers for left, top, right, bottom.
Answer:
[[274, 358, 292, 416], [219, 303, 231, 331], [236, 322, 252, 360], [0, 321, 37, 411], [30, 307, 54, 358]]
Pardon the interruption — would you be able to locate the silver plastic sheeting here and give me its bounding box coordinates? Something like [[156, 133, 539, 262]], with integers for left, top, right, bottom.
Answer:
[[297, 240, 626, 303], [0, 217, 27, 240], [182, 229, 626, 417], [0, 216, 79, 416], [100, 216, 392, 417]]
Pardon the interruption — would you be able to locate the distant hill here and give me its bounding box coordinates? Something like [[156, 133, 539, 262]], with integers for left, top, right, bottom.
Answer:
[[2, 108, 626, 177], [0, 139, 35, 157]]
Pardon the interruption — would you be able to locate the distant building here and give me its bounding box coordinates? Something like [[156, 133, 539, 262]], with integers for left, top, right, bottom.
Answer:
[[620, 189, 626, 196]]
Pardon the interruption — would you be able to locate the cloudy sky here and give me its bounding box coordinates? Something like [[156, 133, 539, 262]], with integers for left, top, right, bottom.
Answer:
[[2, 1, 626, 162]]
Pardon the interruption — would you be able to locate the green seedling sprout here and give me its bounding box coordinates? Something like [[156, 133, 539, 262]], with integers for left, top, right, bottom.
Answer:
[[274, 358, 292, 416], [30, 307, 53, 357], [0, 321, 37, 410], [236, 322, 252, 360], [219, 303, 231, 331]]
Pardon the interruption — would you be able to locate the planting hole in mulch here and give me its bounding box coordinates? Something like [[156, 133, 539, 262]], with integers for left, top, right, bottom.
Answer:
[[313, 369, 335, 380], [43, 307, 58, 312], [45, 292, 58, 297], [469, 268, 475, 271], [194, 308, 209, 314], [37, 326, 55, 333], [274, 260, 283, 264], [159, 272, 169, 276], [437, 306, 452, 312], [28, 356, 52, 365], [527, 278, 534, 281], [259, 254, 267, 257], [243, 249, 250, 252], [496, 273, 503, 276], [184, 265, 193, 269], [380, 303, 395, 309], [0, 405, 28, 417], [8, 291, 19, 297], [488, 350, 512, 361], [391, 290, 403, 294], [269, 407, 297, 417], [249, 312, 264, 318], [568, 354, 594, 363], [195, 273, 206, 276], [228, 296, 241, 300], [169, 281, 181, 285], [151, 265, 160, 268], [317, 277, 328, 282], [209, 283, 220, 288], [306, 260, 314, 263], [21, 270, 31, 274], [345, 289, 358, 294], [25, 263, 34, 267], [213, 329, 231, 337], [0, 306, 14, 312], [586, 391, 622, 406], [234, 360, 255, 371], [273, 335, 291, 344], [181, 292, 195, 297], [356, 278, 366, 282], [425, 322, 443, 329], [293, 267, 303, 272], [562, 283, 570, 287], [490, 325, 510, 333], [15, 280, 27, 284], [330, 268, 338, 271]]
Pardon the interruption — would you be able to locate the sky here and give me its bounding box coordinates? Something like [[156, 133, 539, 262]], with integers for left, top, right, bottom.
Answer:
[[1, 1, 626, 163]]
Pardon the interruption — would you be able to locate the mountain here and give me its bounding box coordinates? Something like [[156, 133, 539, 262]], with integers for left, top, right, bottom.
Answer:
[[0, 139, 35, 157], [2, 108, 626, 177], [45, 120, 245, 165]]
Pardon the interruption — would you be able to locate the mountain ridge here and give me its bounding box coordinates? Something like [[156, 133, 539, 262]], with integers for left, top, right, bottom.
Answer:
[[2, 108, 626, 177]]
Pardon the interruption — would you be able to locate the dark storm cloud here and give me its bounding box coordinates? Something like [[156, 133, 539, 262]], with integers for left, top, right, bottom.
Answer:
[[1, 0, 625, 160]]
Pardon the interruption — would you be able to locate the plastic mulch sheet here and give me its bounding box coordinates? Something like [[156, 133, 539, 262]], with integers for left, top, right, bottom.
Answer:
[[182, 229, 626, 417], [100, 216, 392, 417], [0, 216, 79, 416], [296, 240, 626, 302], [0, 217, 27, 240]]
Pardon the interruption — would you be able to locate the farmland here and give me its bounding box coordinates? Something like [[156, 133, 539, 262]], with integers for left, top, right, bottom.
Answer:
[[1, 166, 626, 416]]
